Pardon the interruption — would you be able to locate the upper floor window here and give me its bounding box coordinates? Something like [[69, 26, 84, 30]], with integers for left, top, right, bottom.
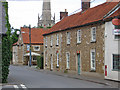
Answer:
[[114, 25, 120, 40], [90, 49, 96, 71], [67, 32, 70, 44], [56, 34, 59, 46], [33, 46, 40, 51], [77, 30, 81, 43], [91, 27, 96, 42], [51, 35, 53, 47], [45, 37, 47, 47], [113, 54, 120, 71]]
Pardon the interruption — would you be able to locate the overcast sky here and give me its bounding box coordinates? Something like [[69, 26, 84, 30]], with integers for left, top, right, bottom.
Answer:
[[7, 0, 106, 29]]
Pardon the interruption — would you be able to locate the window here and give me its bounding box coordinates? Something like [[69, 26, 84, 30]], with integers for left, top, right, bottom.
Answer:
[[57, 53, 59, 67], [56, 34, 59, 46], [91, 27, 96, 42], [51, 35, 53, 46], [114, 25, 120, 40], [66, 52, 70, 69], [33, 46, 40, 51], [33, 56, 37, 61], [113, 54, 120, 71], [45, 37, 47, 47], [90, 49, 96, 70], [67, 32, 70, 44], [77, 30, 81, 43], [27, 44, 30, 51], [45, 54, 47, 66]]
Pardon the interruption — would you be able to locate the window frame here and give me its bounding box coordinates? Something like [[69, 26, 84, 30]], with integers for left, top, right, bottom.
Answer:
[[66, 52, 70, 69], [91, 27, 96, 42], [56, 34, 59, 46], [77, 30, 81, 43], [67, 32, 70, 45], [113, 54, 120, 71], [50, 35, 53, 47], [33, 45, 40, 51], [57, 53, 59, 67], [90, 49, 96, 71]]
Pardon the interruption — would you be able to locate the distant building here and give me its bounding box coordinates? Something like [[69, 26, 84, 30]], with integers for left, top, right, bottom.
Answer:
[[12, 27, 46, 68], [37, 0, 55, 28]]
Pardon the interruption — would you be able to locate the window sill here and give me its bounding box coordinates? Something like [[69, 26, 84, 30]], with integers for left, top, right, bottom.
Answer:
[[56, 66, 59, 68], [56, 45, 59, 47], [90, 70, 96, 72], [112, 69, 120, 72], [90, 41, 96, 43], [76, 42, 81, 45]]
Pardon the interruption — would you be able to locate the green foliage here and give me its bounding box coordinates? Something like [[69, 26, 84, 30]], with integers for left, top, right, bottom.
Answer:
[[11, 29, 19, 44], [64, 70, 68, 73], [37, 56, 43, 69], [2, 2, 11, 83]]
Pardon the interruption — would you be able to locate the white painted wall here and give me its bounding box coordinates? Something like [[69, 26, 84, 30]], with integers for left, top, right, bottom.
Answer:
[[13, 46, 18, 65], [105, 21, 120, 81]]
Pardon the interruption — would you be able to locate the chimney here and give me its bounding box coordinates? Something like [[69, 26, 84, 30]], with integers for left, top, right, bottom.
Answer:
[[60, 9, 68, 20], [106, 0, 120, 2], [82, 0, 90, 11]]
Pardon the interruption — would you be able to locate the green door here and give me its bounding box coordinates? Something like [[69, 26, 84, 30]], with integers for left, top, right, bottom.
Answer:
[[77, 54, 80, 75]]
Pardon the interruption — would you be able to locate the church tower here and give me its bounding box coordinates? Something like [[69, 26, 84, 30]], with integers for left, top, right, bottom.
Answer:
[[38, 0, 55, 28]]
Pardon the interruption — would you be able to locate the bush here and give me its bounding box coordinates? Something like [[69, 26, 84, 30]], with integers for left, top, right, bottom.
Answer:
[[37, 56, 43, 69]]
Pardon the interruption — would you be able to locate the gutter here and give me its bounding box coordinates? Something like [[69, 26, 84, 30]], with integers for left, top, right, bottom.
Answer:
[[43, 20, 105, 36]]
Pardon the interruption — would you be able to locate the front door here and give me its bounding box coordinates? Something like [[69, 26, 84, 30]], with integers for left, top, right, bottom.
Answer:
[[51, 55, 53, 70], [77, 54, 80, 75]]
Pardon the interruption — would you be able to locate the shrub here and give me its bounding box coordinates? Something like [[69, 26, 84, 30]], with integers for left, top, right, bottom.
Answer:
[[37, 56, 44, 69]]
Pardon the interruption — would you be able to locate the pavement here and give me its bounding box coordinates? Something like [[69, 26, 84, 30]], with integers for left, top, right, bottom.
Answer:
[[29, 66, 120, 88]]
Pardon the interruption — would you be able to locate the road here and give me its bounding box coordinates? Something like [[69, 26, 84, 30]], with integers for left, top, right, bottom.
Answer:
[[3, 65, 112, 89]]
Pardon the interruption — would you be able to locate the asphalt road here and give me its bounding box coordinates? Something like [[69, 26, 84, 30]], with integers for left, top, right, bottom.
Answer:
[[5, 65, 112, 88]]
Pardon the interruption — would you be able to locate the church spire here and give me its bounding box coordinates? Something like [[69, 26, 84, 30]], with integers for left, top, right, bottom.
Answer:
[[38, 0, 55, 28]]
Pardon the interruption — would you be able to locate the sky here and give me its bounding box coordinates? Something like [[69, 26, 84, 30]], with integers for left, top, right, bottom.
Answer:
[[7, 0, 106, 29]]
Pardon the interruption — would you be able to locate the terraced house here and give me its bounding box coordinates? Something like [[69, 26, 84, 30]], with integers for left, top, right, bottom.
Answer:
[[43, 0, 120, 80]]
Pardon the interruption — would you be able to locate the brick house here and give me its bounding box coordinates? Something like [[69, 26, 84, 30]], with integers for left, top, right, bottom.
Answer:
[[12, 27, 46, 66], [43, 1, 120, 78]]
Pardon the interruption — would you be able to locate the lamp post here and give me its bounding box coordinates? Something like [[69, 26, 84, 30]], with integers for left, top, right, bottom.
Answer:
[[29, 25, 32, 67]]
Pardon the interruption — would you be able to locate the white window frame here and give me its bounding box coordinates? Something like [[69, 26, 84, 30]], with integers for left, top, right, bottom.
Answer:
[[57, 53, 59, 67], [66, 52, 70, 69], [77, 30, 81, 43], [45, 37, 47, 47], [33, 46, 40, 51], [67, 32, 70, 44], [91, 27, 96, 42], [51, 35, 53, 46], [56, 34, 59, 46], [90, 49, 96, 71]]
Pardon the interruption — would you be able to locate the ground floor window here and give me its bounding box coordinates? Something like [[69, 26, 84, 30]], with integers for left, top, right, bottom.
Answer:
[[113, 54, 120, 71], [33, 56, 37, 61], [57, 53, 59, 67], [90, 49, 96, 71], [66, 52, 70, 69]]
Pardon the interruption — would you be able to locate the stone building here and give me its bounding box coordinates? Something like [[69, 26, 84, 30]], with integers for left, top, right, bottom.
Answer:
[[12, 27, 46, 66], [38, 0, 55, 28], [43, 1, 120, 79]]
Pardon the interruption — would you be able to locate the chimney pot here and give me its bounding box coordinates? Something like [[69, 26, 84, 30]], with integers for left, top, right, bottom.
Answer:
[[60, 9, 68, 20]]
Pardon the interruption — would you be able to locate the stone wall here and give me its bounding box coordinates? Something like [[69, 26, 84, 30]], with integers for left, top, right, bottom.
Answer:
[[44, 23, 105, 77]]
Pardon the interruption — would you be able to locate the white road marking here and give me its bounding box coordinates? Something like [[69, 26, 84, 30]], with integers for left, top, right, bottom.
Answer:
[[20, 84, 27, 89], [13, 85, 19, 88]]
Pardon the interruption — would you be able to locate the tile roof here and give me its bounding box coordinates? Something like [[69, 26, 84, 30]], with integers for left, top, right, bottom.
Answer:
[[13, 42, 17, 46], [43, 2, 119, 36], [21, 27, 47, 44]]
